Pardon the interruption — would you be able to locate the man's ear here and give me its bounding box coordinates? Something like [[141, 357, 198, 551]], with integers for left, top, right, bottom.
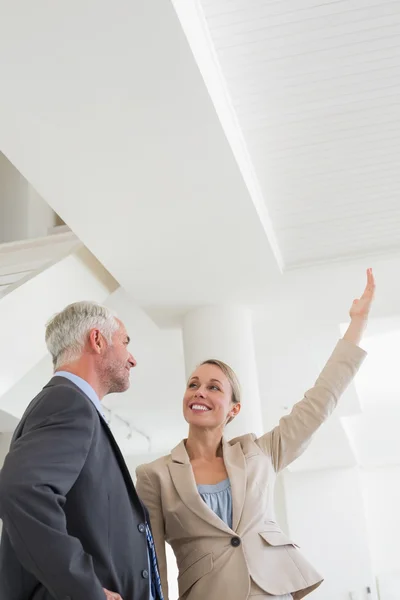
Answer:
[[88, 329, 104, 354]]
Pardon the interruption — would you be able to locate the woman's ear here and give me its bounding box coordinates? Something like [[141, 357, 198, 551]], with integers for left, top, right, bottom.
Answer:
[[229, 403, 241, 420]]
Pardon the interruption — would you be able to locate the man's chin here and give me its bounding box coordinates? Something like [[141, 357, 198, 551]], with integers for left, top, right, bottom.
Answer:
[[108, 378, 130, 395], [119, 379, 130, 393]]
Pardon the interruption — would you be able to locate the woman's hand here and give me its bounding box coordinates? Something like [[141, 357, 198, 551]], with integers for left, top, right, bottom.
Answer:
[[349, 268, 375, 320], [343, 268, 375, 346]]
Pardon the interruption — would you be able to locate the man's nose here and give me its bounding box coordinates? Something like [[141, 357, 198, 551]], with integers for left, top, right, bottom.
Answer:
[[128, 354, 137, 368]]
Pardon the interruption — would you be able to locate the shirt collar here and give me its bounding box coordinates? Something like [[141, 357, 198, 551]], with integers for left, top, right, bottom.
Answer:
[[55, 371, 105, 419]]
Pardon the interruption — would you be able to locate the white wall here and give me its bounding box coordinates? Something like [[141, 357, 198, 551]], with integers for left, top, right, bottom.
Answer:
[[0, 152, 55, 243], [0, 410, 18, 433], [26, 184, 56, 239], [0, 432, 13, 534], [361, 466, 400, 580], [0, 355, 53, 424], [273, 473, 289, 534], [284, 468, 376, 600], [283, 467, 377, 600], [0, 151, 27, 243], [0, 432, 12, 467]]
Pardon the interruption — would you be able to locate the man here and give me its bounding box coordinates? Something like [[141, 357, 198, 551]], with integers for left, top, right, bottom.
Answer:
[[0, 301, 163, 600]]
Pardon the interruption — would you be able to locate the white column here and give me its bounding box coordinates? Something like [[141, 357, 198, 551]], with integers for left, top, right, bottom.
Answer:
[[182, 306, 263, 438]]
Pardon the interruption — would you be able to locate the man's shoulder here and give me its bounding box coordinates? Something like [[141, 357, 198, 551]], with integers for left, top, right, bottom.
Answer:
[[21, 378, 96, 426], [43, 376, 89, 397]]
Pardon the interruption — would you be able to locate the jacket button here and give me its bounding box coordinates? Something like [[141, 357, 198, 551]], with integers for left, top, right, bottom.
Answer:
[[231, 536, 241, 547], [141, 569, 149, 579], [138, 523, 146, 533]]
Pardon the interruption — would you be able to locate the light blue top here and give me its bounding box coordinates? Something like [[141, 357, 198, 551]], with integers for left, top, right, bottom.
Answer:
[[197, 478, 233, 530], [197, 478, 292, 599], [55, 371, 155, 600]]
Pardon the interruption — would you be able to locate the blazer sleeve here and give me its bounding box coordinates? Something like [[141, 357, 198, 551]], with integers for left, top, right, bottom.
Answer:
[[255, 338, 367, 472], [136, 464, 169, 600], [0, 386, 105, 600]]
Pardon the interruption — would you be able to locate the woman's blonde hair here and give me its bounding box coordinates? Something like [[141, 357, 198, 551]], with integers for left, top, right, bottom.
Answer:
[[200, 359, 241, 423]]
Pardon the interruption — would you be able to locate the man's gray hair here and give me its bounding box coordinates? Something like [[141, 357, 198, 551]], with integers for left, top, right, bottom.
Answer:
[[45, 301, 119, 370]]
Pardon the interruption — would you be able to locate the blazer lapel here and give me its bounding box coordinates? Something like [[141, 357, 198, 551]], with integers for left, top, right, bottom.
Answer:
[[223, 439, 247, 531], [47, 377, 145, 514], [168, 440, 232, 534], [101, 419, 141, 502]]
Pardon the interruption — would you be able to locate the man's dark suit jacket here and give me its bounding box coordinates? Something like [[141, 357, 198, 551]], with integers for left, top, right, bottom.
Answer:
[[0, 376, 152, 600]]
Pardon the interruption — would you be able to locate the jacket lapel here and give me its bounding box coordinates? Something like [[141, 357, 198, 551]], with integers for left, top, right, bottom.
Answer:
[[100, 418, 144, 508], [223, 439, 247, 531], [168, 440, 233, 534], [46, 377, 145, 515]]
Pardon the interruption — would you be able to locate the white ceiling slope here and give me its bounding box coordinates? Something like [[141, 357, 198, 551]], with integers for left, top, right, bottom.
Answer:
[[0, 0, 282, 311], [198, 0, 400, 268], [0, 246, 116, 401], [0, 230, 80, 299]]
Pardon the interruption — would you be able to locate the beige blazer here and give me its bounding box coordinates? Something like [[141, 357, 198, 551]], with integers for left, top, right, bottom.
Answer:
[[136, 339, 366, 600]]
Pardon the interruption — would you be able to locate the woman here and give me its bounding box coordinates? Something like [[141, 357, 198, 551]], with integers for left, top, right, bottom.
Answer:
[[136, 269, 375, 600]]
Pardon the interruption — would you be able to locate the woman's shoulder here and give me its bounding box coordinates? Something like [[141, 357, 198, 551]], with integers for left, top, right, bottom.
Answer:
[[136, 453, 171, 477], [227, 432, 259, 451], [136, 439, 186, 478]]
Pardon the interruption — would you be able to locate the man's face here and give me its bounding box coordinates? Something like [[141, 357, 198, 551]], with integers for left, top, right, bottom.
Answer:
[[102, 320, 136, 394]]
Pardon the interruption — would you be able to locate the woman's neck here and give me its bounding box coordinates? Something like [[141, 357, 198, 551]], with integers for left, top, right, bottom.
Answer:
[[185, 426, 224, 461]]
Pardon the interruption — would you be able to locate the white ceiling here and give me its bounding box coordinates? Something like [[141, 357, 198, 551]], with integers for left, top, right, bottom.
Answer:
[[198, 0, 400, 268], [2, 0, 400, 310], [0, 0, 282, 312]]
